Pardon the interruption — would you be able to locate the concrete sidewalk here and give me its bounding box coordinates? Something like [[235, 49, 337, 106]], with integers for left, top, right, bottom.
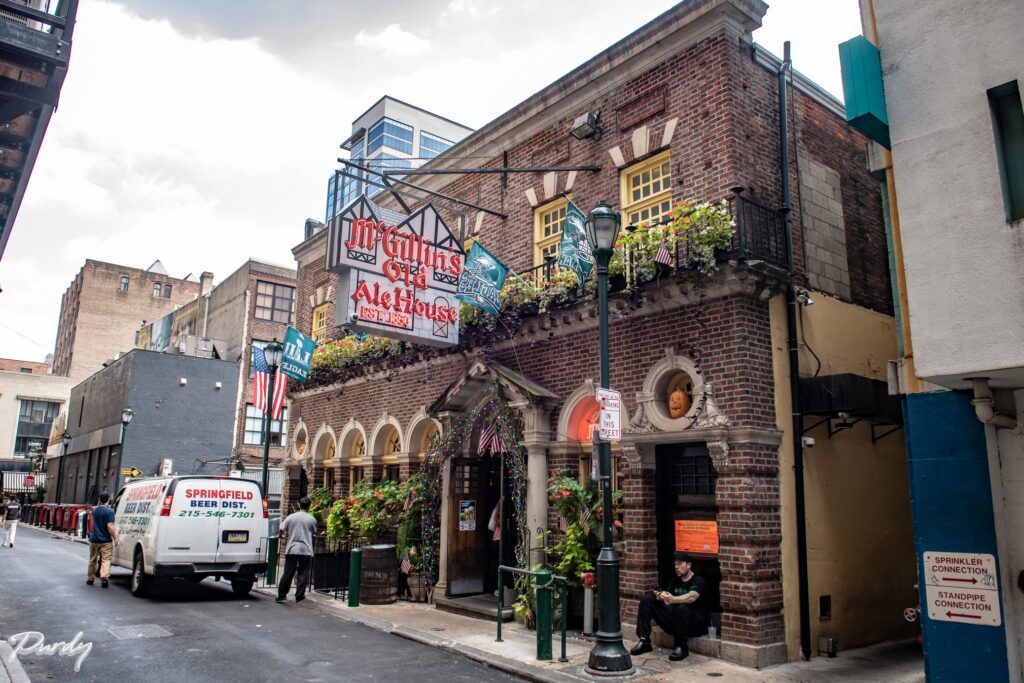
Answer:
[[267, 588, 925, 683]]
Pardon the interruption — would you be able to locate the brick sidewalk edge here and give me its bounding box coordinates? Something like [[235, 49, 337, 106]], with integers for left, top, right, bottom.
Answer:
[[255, 588, 591, 683]]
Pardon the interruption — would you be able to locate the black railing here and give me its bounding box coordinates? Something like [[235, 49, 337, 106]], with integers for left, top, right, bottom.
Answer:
[[725, 190, 788, 268], [312, 535, 352, 599]]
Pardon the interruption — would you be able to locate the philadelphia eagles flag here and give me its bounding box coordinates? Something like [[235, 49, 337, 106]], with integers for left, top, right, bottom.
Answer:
[[557, 199, 593, 283], [456, 242, 508, 316]]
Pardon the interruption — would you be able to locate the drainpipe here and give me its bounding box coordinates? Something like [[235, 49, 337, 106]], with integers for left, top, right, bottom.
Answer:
[[779, 41, 812, 662], [970, 378, 1017, 429]]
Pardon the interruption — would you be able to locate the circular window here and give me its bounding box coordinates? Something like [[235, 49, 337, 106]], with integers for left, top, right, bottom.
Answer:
[[663, 371, 695, 420], [293, 425, 308, 459]]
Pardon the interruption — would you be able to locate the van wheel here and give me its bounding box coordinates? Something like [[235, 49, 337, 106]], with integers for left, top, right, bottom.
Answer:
[[131, 552, 151, 597], [230, 579, 254, 597]]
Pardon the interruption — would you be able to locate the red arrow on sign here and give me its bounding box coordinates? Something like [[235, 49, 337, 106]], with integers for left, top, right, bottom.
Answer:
[[942, 577, 977, 584], [946, 612, 982, 620]]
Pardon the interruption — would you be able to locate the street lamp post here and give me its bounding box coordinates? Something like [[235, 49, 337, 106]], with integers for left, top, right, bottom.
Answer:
[[261, 339, 284, 496], [584, 200, 633, 676], [113, 408, 134, 494], [56, 430, 70, 504]]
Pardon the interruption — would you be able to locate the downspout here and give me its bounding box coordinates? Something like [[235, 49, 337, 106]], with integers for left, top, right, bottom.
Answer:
[[970, 378, 1017, 429], [779, 41, 812, 662]]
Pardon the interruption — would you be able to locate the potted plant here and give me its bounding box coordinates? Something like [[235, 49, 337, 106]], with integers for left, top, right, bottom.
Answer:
[[499, 276, 541, 317], [396, 474, 428, 601], [671, 199, 735, 275], [608, 251, 627, 292], [547, 472, 601, 627], [541, 269, 581, 310], [305, 485, 334, 526]]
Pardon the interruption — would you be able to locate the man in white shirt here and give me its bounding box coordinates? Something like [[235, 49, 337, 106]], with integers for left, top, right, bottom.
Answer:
[[276, 497, 317, 603]]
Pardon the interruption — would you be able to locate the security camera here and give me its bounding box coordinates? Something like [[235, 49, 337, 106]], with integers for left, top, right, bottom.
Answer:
[[801, 436, 815, 448], [350, 312, 359, 322], [796, 288, 814, 306]]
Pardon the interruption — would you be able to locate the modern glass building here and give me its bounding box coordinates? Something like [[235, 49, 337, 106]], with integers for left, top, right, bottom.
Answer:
[[326, 96, 473, 222]]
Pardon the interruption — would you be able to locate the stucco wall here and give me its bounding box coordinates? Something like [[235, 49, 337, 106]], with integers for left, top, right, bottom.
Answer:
[[771, 292, 916, 657], [0, 371, 75, 458], [874, 0, 1024, 386]]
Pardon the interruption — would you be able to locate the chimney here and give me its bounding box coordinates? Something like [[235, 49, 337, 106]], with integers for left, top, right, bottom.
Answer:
[[305, 218, 326, 240], [199, 271, 215, 296]]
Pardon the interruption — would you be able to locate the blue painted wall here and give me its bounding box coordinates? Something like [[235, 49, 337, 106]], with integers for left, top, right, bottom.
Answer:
[[904, 390, 1009, 682]]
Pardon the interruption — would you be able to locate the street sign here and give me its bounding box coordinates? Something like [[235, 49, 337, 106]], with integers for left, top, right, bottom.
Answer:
[[121, 467, 142, 478], [24, 475, 35, 487], [923, 551, 1001, 626], [596, 388, 622, 441]]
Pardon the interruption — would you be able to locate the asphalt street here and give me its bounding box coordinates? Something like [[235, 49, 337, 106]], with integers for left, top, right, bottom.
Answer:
[[0, 526, 523, 683]]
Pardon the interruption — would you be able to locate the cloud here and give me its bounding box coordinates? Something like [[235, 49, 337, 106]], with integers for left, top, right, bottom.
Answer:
[[353, 24, 431, 57]]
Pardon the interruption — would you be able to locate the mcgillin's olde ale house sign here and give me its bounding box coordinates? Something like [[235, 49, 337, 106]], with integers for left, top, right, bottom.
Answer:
[[327, 196, 465, 347]]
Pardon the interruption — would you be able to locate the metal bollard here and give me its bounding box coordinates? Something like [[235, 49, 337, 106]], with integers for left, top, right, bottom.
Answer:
[[535, 568, 553, 661], [582, 571, 595, 636], [266, 537, 279, 584], [348, 548, 362, 607]]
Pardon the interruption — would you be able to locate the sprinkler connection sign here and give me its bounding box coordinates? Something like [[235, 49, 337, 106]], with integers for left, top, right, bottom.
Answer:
[[923, 551, 1001, 626], [327, 196, 465, 347]]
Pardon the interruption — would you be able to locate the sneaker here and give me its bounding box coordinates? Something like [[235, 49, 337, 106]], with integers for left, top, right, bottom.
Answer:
[[86, 580, 94, 586], [101, 579, 109, 588], [629, 640, 653, 656], [275, 597, 288, 603], [669, 647, 688, 662], [295, 596, 305, 603]]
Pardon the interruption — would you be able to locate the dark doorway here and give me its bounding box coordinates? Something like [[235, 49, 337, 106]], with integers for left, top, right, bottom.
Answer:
[[655, 443, 722, 616], [299, 467, 309, 499], [448, 457, 500, 596]]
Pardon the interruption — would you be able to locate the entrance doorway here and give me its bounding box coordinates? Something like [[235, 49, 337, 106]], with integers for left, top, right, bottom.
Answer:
[[447, 456, 501, 596], [655, 443, 722, 617]]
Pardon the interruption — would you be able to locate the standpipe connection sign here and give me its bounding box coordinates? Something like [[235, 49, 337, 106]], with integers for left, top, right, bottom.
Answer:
[[923, 551, 1002, 626]]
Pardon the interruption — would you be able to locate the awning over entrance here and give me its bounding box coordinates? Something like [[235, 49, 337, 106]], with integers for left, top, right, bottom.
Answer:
[[800, 373, 903, 440], [429, 359, 558, 414]]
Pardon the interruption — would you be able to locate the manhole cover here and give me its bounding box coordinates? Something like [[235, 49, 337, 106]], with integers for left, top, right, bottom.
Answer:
[[108, 624, 173, 640]]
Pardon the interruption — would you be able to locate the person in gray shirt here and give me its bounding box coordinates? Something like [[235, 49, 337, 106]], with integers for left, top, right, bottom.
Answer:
[[276, 497, 317, 603]]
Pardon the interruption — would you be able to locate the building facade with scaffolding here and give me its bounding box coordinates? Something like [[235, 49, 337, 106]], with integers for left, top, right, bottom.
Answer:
[[283, 0, 916, 668]]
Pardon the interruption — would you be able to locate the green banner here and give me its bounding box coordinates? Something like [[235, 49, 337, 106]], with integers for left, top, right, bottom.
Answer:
[[281, 326, 316, 382], [557, 199, 593, 283]]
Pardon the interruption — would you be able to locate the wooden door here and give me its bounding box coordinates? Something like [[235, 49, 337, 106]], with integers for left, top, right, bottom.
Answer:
[[447, 458, 490, 596]]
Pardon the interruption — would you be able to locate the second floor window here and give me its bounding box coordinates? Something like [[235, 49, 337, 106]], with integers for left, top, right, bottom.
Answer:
[[119, 276, 129, 292], [311, 304, 329, 342], [255, 280, 295, 324], [243, 404, 288, 447], [533, 197, 568, 267], [153, 283, 162, 297], [621, 151, 672, 227], [163, 284, 172, 298]]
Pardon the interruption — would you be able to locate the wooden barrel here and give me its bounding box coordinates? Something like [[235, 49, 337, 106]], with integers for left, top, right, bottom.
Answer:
[[360, 544, 398, 605]]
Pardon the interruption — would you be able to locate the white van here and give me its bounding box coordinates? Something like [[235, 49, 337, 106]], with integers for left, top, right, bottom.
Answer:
[[112, 475, 270, 597]]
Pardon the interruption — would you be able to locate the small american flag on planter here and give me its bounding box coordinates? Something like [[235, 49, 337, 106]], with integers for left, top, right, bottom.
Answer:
[[654, 240, 673, 266]]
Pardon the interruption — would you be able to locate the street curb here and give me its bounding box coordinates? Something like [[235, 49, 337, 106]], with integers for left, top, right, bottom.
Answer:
[[19, 524, 89, 546], [255, 588, 586, 683], [0, 642, 32, 683]]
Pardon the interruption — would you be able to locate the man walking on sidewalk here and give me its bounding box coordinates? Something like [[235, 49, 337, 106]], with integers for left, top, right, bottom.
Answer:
[[276, 497, 317, 603], [1, 496, 21, 547], [87, 492, 119, 587]]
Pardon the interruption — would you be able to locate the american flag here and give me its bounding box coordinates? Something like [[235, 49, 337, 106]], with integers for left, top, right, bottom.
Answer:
[[252, 346, 286, 420], [654, 240, 673, 266], [478, 421, 506, 455]]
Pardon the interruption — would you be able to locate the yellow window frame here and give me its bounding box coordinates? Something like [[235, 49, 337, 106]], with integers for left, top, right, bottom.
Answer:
[[620, 151, 673, 228], [533, 196, 569, 267], [311, 304, 329, 342]]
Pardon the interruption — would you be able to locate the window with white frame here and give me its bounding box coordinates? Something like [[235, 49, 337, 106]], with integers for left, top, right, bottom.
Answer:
[[243, 404, 288, 447]]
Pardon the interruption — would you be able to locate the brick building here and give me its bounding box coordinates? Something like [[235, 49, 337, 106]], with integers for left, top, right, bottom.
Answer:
[[135, 259, 297, 472], [284, 0, 915, 667], [52, 260, 206, 381]]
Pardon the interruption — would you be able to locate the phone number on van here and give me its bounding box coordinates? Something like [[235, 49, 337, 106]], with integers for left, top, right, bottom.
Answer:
[[178, 511, 255, 518]]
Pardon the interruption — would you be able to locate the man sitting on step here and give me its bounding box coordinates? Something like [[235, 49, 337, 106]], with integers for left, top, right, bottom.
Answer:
[[630, 552, 708, 662]]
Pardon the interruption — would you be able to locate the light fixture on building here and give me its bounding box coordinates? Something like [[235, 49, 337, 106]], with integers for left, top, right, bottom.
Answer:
[[215, 381, 222, 390], [179, 377, 188, 386], [121, 407, 134, 426], [570, 112, 602, 140], [796, 288, 814, 306], [585, 199, 622, 255]]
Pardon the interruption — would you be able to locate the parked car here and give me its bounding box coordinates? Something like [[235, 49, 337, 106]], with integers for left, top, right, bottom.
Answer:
[[112, 475, 270, 597]]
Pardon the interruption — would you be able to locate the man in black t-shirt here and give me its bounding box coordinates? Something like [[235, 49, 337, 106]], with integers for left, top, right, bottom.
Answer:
[[1, 497, 21, 548], [630, 551, 708, 661]]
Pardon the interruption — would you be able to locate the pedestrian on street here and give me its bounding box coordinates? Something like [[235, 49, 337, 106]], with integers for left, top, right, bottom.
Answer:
[[276, 496, 317, 604], [87, 491, 120, 587], [630, 552, 709, 662], [1, 496, 21, 548]]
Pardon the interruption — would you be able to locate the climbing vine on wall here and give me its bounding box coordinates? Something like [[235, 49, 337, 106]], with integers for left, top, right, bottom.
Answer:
[[420, 382, 528, 582]]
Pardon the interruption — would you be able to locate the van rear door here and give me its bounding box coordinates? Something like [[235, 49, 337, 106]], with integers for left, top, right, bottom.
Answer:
[[215, 478, 268, 565], [163, 478, 224, 563]]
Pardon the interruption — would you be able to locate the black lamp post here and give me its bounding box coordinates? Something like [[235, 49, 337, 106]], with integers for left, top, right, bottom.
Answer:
[[113, 407, 134, 493], [261, 339, 284, 495], [584, 200, 633, 676], [56, 430, 70, 504]]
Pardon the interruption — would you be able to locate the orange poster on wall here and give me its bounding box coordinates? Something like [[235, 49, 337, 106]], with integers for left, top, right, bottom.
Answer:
[[675, 519, 719, 555]]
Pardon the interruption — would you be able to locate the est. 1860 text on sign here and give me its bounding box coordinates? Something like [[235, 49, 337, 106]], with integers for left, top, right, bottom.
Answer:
[[923, 551, 1001, 626]]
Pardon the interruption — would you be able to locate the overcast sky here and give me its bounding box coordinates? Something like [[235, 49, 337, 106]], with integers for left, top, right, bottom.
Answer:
[[0, 0, 861, 363]]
